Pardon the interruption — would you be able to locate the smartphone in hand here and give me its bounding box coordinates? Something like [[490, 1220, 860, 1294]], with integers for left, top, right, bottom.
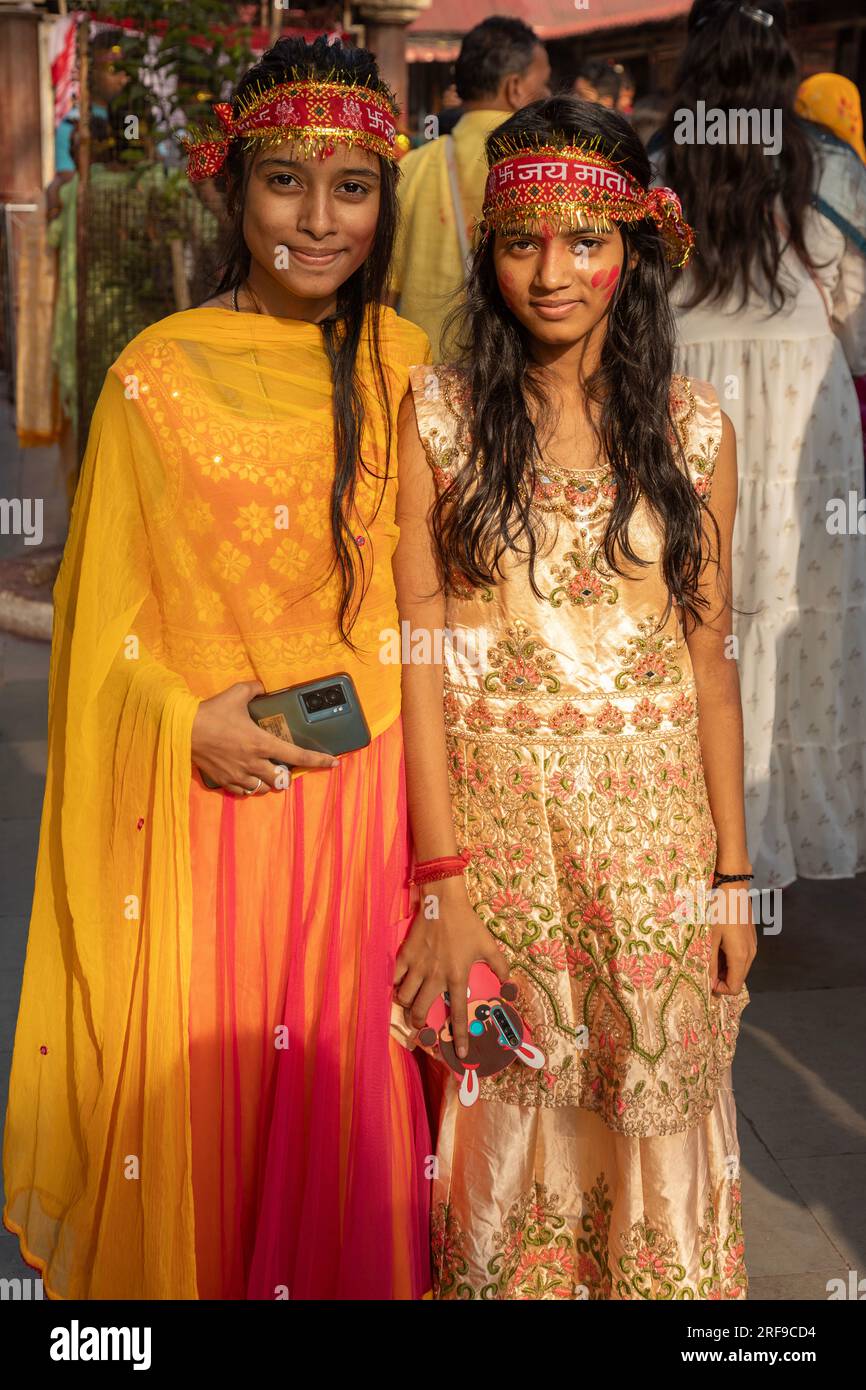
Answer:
[[199, 671, 370, 790]]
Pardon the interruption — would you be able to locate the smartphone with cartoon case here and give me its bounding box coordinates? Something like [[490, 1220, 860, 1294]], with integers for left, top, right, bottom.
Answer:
[[199, 671, 370, 790], [415, 960, 545, 1107]]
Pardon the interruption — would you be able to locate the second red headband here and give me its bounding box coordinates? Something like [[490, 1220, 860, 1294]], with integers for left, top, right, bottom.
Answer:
[[481, 147, 695, 268]]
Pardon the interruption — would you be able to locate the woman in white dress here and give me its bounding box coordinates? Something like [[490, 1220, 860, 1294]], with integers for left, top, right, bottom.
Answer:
[[650, 0, 866, 887]]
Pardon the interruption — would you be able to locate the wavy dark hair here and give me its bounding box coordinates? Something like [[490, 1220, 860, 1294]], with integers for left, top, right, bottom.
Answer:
[[435, 96, 722, 634], [211, 35, 400, 646], [654, 0, 818, 311]]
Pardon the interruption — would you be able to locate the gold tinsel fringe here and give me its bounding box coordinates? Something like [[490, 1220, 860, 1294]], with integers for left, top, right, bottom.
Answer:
[[485, 130, 627, 172], [185, 69, 399, 152]]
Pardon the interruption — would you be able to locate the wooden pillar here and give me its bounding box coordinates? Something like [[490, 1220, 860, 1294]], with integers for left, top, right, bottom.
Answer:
[[0, 8, 44, 202], [355, 0, 431, 126]]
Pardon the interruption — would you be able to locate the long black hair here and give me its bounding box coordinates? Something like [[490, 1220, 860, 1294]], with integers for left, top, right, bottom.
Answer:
[[213, 35, 400, 646], [435, 96, 720, 634], [654, 0, 817, 311]]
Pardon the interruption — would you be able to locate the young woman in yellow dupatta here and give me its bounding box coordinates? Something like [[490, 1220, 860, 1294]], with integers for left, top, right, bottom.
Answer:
[[2, 37, 432, 1300]]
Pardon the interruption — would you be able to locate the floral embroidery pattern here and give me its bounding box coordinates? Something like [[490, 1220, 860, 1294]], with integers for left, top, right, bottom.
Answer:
[[449, 573, 495, 602], [548, 536, 620, 609], [485, 1183, 583, 1300], [414, 361, 745, 1303], [114, 333, 403, 682], [234, 502, 274, 546], [409, 363, 738, 1138], [443, 730, 747, 1134], [615, 1181, 747, 1300], [669, 376, 718, 500], [212, 541, 251, 585], [172, 537, 195, 580], [444, 680, 698, 744], [533, 467, 618, 523], [483, 620, 562, 695], [249, 582, 282, 624], [269, 537, 311, 579], [416, 423, 465, 495], [614, 617, 684, 691], [193, 589, 226, 626], [432, 1175, 747, 1300], [433, 1182, 584, 1300]]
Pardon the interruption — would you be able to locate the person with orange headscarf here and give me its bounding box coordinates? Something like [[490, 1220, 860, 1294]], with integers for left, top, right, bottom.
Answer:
[[796, 72, 866, 165], [796, 71, 866, 455], [2, 36, 433, 1301]]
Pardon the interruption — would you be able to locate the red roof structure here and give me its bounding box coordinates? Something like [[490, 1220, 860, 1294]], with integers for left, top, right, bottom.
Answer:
[[407, 0, 692, 59]]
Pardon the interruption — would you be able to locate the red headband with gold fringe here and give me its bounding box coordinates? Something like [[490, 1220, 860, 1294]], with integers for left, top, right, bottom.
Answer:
[[184, 77, 400, 181], [480, 137, 695, 268]]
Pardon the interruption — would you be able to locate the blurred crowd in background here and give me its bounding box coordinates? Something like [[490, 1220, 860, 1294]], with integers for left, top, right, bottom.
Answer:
[[2, 2, 866, 885]]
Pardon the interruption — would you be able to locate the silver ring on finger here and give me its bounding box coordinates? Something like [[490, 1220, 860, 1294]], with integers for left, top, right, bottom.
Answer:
[[242, 777, 264, 796]]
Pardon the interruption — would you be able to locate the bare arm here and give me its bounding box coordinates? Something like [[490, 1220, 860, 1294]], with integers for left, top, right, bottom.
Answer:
[[393, 390, 459, 860], [391, 389, 509, 1055], [685, 409, 757, 994]]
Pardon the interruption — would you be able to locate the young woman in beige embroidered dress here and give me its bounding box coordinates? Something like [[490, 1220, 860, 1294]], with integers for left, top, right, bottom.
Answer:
[[392, 99, 757, 1299]]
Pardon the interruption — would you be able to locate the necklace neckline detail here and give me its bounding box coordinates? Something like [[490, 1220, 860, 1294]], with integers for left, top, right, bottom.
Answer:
[[537, 460, 612, 482], [230, 281, 332, 326], [233, 280, 266, 315]]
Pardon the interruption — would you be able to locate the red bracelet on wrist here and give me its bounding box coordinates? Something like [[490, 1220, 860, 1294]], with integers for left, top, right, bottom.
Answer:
[[410, 852, 470, 886]]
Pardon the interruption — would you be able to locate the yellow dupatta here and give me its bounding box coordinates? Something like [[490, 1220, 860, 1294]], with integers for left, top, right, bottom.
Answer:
[[2, 304, 430, 1298]]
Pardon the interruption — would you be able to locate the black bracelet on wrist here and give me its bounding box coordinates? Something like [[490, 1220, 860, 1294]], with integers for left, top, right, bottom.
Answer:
[[712, 871, 754, 887]]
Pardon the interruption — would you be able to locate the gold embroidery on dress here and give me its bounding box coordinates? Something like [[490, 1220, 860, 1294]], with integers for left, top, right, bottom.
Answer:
[[548, 535, 619, 608], [614, 616, 684, 691], [409, 364, 740, 1139], [431, 1174, 747, 1300], [483, 620, 562, 695], [534, 465, 618, 524]]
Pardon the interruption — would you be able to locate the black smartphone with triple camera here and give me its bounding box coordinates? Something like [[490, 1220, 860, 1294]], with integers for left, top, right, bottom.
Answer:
[[199, 671, 370, 790]]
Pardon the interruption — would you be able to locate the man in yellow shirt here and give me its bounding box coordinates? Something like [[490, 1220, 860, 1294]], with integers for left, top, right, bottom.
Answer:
[[387, 17, 551, 360]]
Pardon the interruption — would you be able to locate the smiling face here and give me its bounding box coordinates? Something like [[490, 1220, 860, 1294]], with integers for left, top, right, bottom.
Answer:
[[493, 220, 633, 350], [242, 138, 383, 307]]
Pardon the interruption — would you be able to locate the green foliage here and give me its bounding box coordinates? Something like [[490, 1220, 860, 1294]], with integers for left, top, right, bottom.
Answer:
[[83, 0, 255, 163]]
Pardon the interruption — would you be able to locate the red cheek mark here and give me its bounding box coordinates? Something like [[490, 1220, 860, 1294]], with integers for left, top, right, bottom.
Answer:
[[602, 265, 621, 301], [590, 268, 606, 288], [501, 270, 514, 287]]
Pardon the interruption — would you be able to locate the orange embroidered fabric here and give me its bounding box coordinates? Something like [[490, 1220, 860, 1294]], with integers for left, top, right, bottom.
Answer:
[[113, 306, 427, 722], [2, 304, 430, 1299]]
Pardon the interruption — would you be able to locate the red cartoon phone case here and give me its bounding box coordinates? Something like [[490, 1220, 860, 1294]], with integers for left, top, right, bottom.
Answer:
[[415, 961, 545, 1107]]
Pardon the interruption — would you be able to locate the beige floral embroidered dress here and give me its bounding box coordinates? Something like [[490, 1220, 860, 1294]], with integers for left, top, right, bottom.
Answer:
[[408, 364, 750, 1301]]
